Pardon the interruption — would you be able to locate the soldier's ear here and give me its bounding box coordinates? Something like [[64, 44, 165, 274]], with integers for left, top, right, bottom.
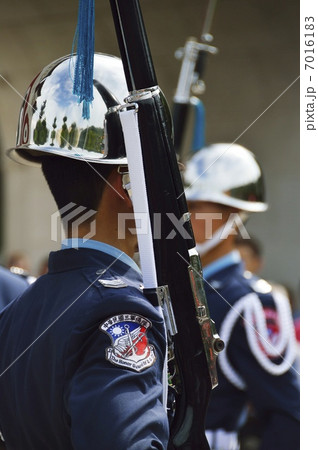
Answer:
[[105, 168, 131, 205]]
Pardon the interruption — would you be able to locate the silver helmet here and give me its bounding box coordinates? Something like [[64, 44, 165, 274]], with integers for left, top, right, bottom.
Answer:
[[184, 143, 268, 212], [8, 53, 129, 165]]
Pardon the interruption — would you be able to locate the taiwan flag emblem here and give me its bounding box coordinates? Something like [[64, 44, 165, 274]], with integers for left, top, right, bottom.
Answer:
[[99, 314, 156, 372]]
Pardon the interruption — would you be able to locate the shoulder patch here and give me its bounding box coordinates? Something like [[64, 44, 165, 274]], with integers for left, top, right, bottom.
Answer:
[[99, 314, 156, 372], [98, 278, 128, 288], [256, 307, 281, 358]]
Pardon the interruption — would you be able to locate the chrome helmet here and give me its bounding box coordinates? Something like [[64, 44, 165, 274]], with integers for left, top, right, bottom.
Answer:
[[183, 143, 268, 212], [8, 53, 129, 165]]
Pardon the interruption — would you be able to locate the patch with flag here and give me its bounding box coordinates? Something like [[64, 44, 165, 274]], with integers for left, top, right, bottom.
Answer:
[[99, 314, 156, 372], [255, 307, 281, 359]]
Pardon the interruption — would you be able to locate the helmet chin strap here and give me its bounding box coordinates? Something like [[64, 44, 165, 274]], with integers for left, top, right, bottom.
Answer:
[[118, 166, 132, 199], [196, 212, 248, 257]]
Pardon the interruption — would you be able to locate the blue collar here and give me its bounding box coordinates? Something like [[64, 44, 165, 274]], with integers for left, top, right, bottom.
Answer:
[[203, 250, 241, 279], [61, 239, 141, 274]]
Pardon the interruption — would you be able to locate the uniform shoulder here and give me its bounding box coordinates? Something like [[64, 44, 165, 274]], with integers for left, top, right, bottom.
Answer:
[[0, 266, 29, 310], [242, 270, 273, 294], [209, 264, 269, 297], [0, 266, 29, 288], [208, 266, 275, 309], [75, 266, 161, 323]]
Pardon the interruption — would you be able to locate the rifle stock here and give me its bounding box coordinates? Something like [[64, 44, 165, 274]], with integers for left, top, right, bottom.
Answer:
[[109, 1, 223, 447]]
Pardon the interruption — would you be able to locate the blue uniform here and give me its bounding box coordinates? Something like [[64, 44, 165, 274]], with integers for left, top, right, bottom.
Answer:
[[0, 266, 29, 311], [204, 251, 299, 450], [0, 240, 169, 449]]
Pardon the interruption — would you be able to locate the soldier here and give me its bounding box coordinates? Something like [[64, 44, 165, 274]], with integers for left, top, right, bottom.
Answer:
[[0, 54, 168, 449], [6, 251, 36, 284], [183, 143, 300, 450], [0, 266, 29, 311]]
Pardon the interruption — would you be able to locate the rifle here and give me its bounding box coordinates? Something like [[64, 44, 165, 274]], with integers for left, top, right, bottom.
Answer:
[[173, 0, 219, 163], [108, 1, 224, 448]]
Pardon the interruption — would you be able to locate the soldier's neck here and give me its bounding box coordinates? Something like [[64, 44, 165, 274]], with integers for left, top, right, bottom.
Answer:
[[71, 224, 137, 259], [200, 236, 235, 268]]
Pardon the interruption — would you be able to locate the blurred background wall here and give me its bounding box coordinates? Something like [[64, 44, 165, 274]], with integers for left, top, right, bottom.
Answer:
[[0, 0, 299, 304]]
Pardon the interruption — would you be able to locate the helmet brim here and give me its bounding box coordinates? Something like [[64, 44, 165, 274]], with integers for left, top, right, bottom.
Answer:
[[7, 146, 128, 167], [185, 190, 268, 213]]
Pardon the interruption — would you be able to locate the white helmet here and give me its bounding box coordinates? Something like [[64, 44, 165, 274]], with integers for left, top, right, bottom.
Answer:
[[8, 53, 129, 166], [183, 143, 268, 212]]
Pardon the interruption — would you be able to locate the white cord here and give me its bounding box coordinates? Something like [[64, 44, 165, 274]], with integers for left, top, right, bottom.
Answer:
[[218, 295, 249, 390], [218, 291, 297, 390]]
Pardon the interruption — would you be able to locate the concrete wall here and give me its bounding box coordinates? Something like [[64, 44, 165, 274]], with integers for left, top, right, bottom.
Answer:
[[0, 0, 299, 303]]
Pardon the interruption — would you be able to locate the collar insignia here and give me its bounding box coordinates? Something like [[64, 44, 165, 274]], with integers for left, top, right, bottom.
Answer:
[[98, 278, 127, 288]]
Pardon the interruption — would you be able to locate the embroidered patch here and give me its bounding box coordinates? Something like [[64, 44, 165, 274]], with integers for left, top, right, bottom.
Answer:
[[257, 307, 280, 358], [263, 307, 280, 340], [99, 314, 156, 372]]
